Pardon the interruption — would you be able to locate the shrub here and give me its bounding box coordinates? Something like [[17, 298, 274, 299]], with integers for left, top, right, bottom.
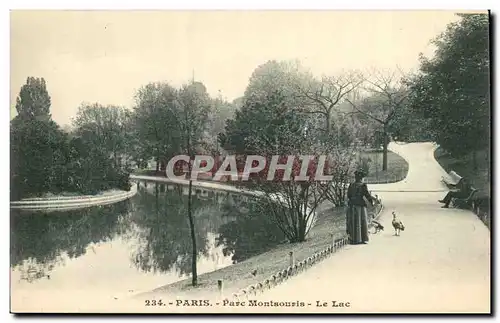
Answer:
[[10, 119, 132, 200]]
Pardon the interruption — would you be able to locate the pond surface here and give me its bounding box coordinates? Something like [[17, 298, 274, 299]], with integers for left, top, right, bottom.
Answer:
[[10, 181, 285, 301]]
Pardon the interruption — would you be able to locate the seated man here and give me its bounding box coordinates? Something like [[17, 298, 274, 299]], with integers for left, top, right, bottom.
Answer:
[[439, 178, 473, 208]]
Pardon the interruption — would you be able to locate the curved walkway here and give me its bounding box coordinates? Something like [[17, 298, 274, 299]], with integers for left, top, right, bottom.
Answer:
[[252, 142, 490, 313]]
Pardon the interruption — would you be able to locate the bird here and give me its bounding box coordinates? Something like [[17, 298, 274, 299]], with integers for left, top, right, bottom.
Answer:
[[371, 220, 384, 233], [251, 269, 258, 276], [392, 211, 405, 236]]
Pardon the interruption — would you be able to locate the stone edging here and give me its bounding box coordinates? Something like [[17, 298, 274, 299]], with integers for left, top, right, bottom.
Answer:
[[228, 200, 385, 300], [10, 184, 138, 211]]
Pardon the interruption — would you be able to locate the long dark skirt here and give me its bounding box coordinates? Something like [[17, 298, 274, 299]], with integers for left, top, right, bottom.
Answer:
[[346, 205, 369, 244]]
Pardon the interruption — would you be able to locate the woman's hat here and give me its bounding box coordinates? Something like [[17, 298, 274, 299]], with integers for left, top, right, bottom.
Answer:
[[354, 169, 365, 177]]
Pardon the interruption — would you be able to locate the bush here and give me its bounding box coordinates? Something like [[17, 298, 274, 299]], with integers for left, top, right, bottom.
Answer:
[[10, 118, 132, 200]]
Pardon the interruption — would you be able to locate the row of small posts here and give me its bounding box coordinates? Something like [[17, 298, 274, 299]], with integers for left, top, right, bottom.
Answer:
[[216, 235, 349, 301]]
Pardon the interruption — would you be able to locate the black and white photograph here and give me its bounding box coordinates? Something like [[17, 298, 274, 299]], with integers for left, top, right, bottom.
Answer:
[[9, 9, 491, 314]]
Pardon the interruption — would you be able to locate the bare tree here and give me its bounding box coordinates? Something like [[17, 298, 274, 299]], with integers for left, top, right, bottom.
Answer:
[[345, 67, 412, 170], [257, 176, 330, 242], [296, 71, 364, 136]]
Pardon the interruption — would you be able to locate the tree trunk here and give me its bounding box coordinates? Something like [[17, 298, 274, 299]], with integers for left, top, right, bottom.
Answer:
[[325, 113, 331, 138], [187, 175, 197, 286], [186, 125, 198, 286], [155, 183, 159, 216], [297, 215, 306, 242], [155, 147, 160, 172], [472, 149, 478, 171], [382, 127, 389, 171], [486, 149, 490, 180]]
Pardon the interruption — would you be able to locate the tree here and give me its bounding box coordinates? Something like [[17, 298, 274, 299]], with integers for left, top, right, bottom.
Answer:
[[223, 90, 330, 242], [206, 92, 236, 154], [15, 77, 51, 120], [10, 77, 68, 199], [11, 77, 133, 200], [132, 82, 180, 171], [10, 116, 68, 199], [346, 68, 412, 170], [176, 81, 212, 286], [72, 103, 132, 169], [322, 114, 364, 207], [243, 59, 311, 107], [296, 71, 363, 137], [407, 13, 490, 170]]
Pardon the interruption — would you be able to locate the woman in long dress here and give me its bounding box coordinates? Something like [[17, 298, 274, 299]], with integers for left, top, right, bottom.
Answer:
[[346, 170, 374, 244]]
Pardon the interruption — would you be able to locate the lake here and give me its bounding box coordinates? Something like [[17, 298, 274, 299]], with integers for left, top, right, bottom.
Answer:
[[10, 181, 285, 302]]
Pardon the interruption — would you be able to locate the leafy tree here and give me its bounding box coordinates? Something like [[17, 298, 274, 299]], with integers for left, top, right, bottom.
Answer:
[[220, 90, 306, 156], [11, 77, 132, 200], [10, 117, 68, 199], [132, 82, 180, 171], [243, 59, 310, 107], [408, 13, 490, 170], [221, 89, 330, 242], [15, 77, 51, 120], [72, 103, 132, 169], [206, 93, 236, 154], [10, 77, 68, 199]]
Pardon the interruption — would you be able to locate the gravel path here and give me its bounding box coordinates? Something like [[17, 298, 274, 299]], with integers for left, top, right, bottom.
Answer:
[[253, 142, 491, 313]]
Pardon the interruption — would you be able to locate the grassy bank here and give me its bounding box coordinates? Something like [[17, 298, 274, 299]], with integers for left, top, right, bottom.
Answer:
[[136, 201, 382, 300], [358, 150, 409, 184]]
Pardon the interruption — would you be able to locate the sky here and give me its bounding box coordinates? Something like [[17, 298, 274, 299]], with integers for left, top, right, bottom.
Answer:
[[10, 10, 467, 126]]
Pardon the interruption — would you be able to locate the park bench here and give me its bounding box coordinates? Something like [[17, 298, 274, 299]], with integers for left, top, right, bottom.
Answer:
[[441, 170, 480, 209], [451, 187, 479, 209], [441, 170, 463, 187]]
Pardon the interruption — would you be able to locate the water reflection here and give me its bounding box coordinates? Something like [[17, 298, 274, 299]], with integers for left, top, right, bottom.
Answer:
[[129, 182, 234, 276], [10, 181, 285, 295], [217, 201, 286, 263], [11, 201, 130, 283]]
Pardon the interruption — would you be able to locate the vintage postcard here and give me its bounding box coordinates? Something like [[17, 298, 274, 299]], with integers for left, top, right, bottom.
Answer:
[[10, 10, 491, 314]]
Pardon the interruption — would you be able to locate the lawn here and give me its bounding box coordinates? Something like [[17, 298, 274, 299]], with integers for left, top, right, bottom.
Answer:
[[137, 201, 382, 300], [358, 149, 409, 184]]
